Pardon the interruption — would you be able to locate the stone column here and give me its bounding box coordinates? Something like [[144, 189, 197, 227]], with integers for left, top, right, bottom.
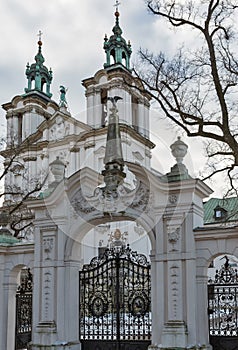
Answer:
[[32, 223, 81, 350]]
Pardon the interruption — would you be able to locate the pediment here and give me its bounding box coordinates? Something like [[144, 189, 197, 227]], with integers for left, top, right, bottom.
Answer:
[[22, 111, 91, 145]]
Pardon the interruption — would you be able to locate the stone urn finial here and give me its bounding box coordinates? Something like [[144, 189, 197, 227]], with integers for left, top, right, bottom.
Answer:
[[170, 136, 188, 164], [164, 137, 190, 182], [49, 156, 65, 183]]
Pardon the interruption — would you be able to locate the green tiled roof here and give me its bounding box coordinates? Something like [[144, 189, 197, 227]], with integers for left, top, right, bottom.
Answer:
[[203, 197, 238, 224]]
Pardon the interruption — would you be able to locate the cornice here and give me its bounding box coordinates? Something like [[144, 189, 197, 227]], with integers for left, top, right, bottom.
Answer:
[[82, 68, 151, 101], [2, 94, 59, 114], [194, 225, 238, 240], [0, 242, 34, 254], [80, 124, 155, 149]]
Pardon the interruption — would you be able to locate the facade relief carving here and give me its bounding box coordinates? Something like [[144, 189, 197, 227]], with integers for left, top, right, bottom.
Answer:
[[43, 237, 54, 260], [49, 116, 70, 140], [43, 270, 52, 321], [170, 264, 179, 319], [167, 227, 181, 251], [71, 188, 97, 215], [129, 181, 150, 213], [169, 194, 178, 204], [70, 180, 151, 218], [134, 222, 145, 236]]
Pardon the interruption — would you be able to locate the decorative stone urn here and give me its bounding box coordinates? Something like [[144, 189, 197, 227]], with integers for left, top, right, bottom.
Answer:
[[49, 156, 65, 183], [163, 137, 190, 182], [170, 136, 188, 164]]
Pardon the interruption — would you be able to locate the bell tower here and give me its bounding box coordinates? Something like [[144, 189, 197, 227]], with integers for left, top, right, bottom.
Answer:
[[24, 31, 53, 98], [2, 33, 57, 145], [103, 6, 132, 71], [82, 6, 151, 141]]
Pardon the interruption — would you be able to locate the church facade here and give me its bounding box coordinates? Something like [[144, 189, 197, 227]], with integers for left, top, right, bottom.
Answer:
[[0, 8, 238, 350]]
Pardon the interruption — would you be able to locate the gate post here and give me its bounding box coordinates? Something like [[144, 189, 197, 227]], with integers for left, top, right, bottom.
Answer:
[[7, 281, 18, 350], [31, 223, 81, 350], [150, 178, 212, 350]]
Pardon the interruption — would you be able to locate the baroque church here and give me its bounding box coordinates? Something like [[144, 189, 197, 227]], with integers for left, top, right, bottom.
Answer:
[[0, 6, 238, 350]]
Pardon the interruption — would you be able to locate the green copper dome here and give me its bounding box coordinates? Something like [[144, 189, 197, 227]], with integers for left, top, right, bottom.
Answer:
[[24, 35, 53, 98], [104, 10, 132, 71]]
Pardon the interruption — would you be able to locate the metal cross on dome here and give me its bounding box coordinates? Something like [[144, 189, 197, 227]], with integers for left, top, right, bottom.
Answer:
[[37, 30, 43, 41], [114, 0, 121, 11]]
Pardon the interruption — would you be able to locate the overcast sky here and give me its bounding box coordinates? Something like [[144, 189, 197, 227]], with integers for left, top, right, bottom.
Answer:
[[0, 0, 221, 196]]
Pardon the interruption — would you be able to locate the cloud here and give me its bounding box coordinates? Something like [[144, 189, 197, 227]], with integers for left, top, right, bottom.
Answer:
[[0, 0, 211, 190], [0, 0, 186, 114]]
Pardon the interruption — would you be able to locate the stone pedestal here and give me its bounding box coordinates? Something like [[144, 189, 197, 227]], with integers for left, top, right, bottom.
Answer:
[[161, 320, 188, 348]]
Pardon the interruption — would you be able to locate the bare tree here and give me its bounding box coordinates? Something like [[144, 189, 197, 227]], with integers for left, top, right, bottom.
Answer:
[[135, 0, 238, 195], [0, 139, 48, 238]]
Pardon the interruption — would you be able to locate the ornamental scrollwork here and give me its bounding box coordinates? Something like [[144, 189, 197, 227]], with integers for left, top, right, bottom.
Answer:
[[70, 180, 150, 217], [89, 292, 108, 317], [71, 188, 97, 214], [82, 243, 150, 271], [128, 291, 150, 317], [129, 181, 150, 212], [208, 256, 238, 285]]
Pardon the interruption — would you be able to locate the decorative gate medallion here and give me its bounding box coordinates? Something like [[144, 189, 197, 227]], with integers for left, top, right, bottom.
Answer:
[[15, 268, 33, 350], [208, 256, 238, 350], [79, 243, 151, 350]]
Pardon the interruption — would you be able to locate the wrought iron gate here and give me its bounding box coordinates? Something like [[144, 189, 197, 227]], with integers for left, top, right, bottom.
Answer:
[[208, 256, 238, 350], [15, 268, 33, 350], [79, 244, 151, 350]]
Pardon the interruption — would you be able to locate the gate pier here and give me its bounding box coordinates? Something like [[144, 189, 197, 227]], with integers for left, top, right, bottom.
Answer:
[[161, 320, 188, 349]]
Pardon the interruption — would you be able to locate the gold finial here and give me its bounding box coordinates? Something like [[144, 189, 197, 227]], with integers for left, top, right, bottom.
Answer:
[[37, 30, 43, 45]]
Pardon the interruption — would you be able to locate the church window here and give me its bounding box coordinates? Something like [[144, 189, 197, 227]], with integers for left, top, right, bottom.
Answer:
[[110, 49, 116, 64], [132, 96, 139, 132], [101, 89, 108, 127], [122, 51, 126, 66], [41, 77, 46, 92], [18, 113, 23, 144]]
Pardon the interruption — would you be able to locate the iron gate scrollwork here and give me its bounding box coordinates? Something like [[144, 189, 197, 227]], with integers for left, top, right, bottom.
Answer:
[[208, 256, 238, 350], [79, 244, 151, 350], [15, 268, 33, 350]]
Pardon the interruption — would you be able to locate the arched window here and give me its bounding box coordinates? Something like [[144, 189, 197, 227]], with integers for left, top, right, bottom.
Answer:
[[101, 89, 108, 127], [110, 49, 116, 64]]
